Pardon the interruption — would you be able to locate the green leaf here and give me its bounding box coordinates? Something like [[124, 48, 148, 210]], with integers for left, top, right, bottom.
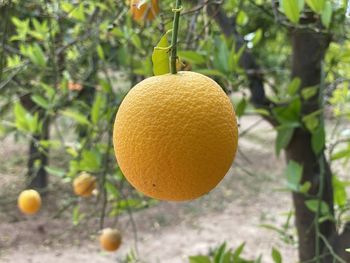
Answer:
[[311, 126, 325, 154], [321, 2, 332, 28], [235, 98, 247, 117], [79, 150, 101, 172], [105, 181, 120, 198], [152, 34, 170, 76], [214, 243, 227, 263], [302, 113, 320, 132], [305, 0, 325, 14], [72, 205, 84, 226], [195, 69, 226, 78], [271, 247, 282, 263], [333, 175, 348, 207], [45, 166, 66, 177], [177, 51, 206, 65], [70, 3, 86, 21], [189, 256, 211, 263], [29, 44, 46, 67], [96, 44, 105, 60], [232, 243, 245, 261], [31, 94, 49, 109], [305, 199, 330, 215], [273, 98, 301, 124], [331, 148, 350, 161], [61, 109, 91, 126], [285, 160, 303, 192], [281, 0, 301, 24], [220, 41, 230, 73], [276, 126, 295, 156], [91, 93, 104, 125], [252, 28, 263, 46], [287, 77, 301, 96], [236, 10, 248, 26], [301, 86, 318, 100], [14, 102, 29, 132]]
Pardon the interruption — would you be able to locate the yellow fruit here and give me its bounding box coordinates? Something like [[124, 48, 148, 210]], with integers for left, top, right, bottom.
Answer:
[[130, 0, 159, 21], [17, 189, 41, 215], [113, 71, 238, 201], [73, 172, 97, 197], [99, 228, 122, 252]]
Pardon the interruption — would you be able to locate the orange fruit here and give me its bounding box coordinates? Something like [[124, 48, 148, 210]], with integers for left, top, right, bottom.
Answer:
[[113, 71, 238, 201], [130, 0, 159, 21], [99, 228, 122, 252], [73, 172, 97, 197], [17, 189, 42, 215]]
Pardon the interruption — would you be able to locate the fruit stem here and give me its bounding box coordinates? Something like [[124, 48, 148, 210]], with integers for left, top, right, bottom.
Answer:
[[170, 0, 182, 74]]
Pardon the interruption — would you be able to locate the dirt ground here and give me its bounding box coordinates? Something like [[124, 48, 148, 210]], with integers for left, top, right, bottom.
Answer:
[[0, 116, 299, 263]]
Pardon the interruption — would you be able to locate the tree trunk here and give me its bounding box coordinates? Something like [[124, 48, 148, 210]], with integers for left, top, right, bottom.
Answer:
[[286, 27, 336, 262]]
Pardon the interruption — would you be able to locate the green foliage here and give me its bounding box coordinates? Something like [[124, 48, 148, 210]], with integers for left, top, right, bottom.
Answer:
[[189, 243, 262, 263]]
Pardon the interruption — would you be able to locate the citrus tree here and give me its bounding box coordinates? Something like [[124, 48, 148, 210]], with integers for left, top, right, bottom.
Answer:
[[1, 0, 350, 262]]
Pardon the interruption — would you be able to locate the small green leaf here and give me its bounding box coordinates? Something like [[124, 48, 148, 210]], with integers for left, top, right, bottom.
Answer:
[[235, 98, 247, 117], [105, 181, 120, 198], [79, 149, 101, 172], [305, 199, 330, 215], [232, 243, 245, 261], [177, 51, 206, 65], [189, 256, 211, 263], [301, 86, 318, 100], [96, 44, 105, 60], [152, 34, 170, 76], [305, 0, 325, 14], [31, 94, 49, 109], [252, 28, 263, 46], [311, 126, 325, 154], [272, 247, 282, 263], [285, 160, 303, 192], [321, 2, 332, 28], [61, 109, 91, 125], [287, 77, 301, 96], [276, 126, 295, 156], [303, 113, 320, 132], [45, 166, 66, 177], [236, 10, 248, 26], [281, 0, 301, 24], [91, 93, 104, 125], [333, 175, 348, 207]]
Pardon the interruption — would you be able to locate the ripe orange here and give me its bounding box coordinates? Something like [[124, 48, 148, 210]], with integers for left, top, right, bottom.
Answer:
[[113, 71, 238, 201], [130, 0, 159, 22], [99, 228, 122, 252], [73, 172, 97, 197], [17, 189, 42, 215]]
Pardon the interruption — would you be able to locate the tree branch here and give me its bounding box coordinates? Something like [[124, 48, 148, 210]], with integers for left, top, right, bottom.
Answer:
[[206, 2, 277, 126]]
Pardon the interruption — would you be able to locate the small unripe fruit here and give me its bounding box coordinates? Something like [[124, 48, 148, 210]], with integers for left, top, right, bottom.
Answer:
[[17, 189, 41, 215], [99, 228, 122, 252], [73, 172, 97, 197]]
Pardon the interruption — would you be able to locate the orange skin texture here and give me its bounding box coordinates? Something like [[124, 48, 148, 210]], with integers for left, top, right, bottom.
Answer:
[[113, 71, 238, 201], [18, 189, 42, 215], [130, 0, 159, 21], [99, 228, 122, 252], [73, 172, 97, 197]]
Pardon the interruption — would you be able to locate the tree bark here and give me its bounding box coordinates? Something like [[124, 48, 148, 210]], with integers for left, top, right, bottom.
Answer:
[[287, 27, 336, 262]]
